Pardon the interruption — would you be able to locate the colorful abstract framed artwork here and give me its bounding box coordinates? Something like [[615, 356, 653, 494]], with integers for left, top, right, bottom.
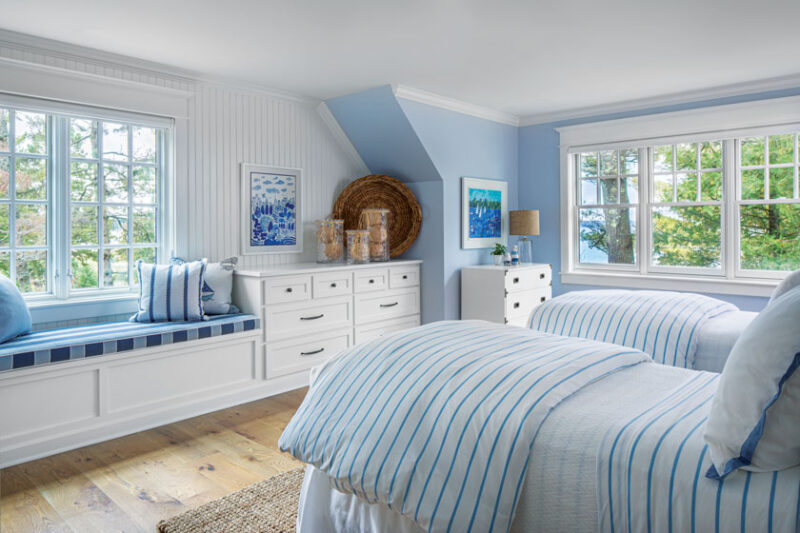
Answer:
[[461, 177, 508, 249], [240, 164, 303, 255]]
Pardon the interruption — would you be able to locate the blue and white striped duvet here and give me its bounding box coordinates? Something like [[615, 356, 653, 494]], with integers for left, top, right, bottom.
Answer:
[[528, 290, 737, 369], [279, 320, 651, 533], [598, 371, 800, 533]]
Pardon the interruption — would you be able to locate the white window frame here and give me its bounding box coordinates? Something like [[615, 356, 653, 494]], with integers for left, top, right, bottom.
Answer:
[[558, 95, 800, 297], [0, 93, 175, 307]]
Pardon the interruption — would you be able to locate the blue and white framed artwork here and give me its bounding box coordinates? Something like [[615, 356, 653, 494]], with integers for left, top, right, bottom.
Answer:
[[461, 176, 508, 249], [241, 164, 303, 254]]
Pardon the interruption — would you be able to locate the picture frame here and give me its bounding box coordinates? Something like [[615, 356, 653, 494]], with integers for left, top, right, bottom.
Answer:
[[240, 163, 303, 255], [461, 176, 508, 249]]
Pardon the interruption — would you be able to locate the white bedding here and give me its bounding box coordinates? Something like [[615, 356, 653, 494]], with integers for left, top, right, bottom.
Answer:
[[297, 364, 695, 532], [693, 310, 757, 372]]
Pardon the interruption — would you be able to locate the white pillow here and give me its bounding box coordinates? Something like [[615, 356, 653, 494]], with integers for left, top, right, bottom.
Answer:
[[172, 256, 239, 315], [704, 284, 800, 479], [770, 269, 800, 303], [202, 261, 239, 315]]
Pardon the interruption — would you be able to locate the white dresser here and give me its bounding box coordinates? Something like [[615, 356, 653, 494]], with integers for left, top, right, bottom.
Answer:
[[461, 263, 552, 326], [233, 260, 421, 380]]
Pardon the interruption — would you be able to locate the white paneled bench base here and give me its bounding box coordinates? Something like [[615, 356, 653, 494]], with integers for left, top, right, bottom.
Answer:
[[0, 315, 312, 468]]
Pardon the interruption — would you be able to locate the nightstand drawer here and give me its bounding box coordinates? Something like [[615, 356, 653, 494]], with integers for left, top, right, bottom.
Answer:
[[264, 275, 312, 304], [265, 295, 353, 340], [354, 288, 419, 325], [505, 287, 552, 318], [354, 268, 389, 293], [504, 266, 551, 293], [266, 331, 351, 378], [313, 271, 353, 299]]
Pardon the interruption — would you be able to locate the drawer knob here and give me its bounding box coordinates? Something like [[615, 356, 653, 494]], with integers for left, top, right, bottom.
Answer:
[[513, 302, 520, 309], [331, 282, 337, 288], [540, 296, 546, 302], [300, 348, 325, 356], [380, 302, 399, 308], [369, 279, 375, 284], [286, 287, 293, 293], [300, 314, 325, 321], [402, 274, 408, 280], [513, 277, 519, 283], [539, 273, 545, 279]]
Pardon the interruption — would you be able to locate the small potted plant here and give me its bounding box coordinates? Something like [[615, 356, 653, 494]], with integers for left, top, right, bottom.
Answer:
[[490, 243, 506, 266]]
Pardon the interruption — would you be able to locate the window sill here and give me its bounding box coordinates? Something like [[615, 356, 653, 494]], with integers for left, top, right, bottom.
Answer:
[[26, 294, 139, 325], [561, 271, 777, 298]]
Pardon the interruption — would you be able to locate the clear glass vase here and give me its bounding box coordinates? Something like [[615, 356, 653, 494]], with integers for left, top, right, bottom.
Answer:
[[315, 219, 345, 263], [360, 208, 390, 262]]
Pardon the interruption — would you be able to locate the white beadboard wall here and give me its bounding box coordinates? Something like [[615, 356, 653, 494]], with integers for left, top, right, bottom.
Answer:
[[0, 30, 369, 329]]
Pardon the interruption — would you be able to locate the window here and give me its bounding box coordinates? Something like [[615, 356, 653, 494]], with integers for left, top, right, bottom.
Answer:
[[0, 102, 168, 298], [737, 134, 800, 272]]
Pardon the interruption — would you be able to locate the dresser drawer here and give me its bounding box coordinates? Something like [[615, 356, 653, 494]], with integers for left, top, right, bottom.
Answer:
[[355, 288, 420, 325], [354, 268, 389, 293], [506, 315, 530, 328], [504, 266, 551, 293], [389, 265, 419, 289], [505, 287, 552, 319], [264, 275, 312, 304], [266, 331, 351, 378], [354, 315, 421, 345], [313, 271, 353, 299], [265, 295, 353, 340]]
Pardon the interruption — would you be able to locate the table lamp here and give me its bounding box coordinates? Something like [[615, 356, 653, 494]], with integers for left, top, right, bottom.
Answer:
[[509, 210, 539, 264]]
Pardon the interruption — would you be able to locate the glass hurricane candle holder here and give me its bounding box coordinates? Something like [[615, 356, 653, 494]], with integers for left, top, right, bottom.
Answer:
[[360, 208, 390, 262], [315, 219, 344, 263], [346, 230, 370, 264]]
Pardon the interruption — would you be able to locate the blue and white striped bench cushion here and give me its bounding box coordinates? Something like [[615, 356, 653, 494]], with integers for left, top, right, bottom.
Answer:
[[0, 314, 259, 373]]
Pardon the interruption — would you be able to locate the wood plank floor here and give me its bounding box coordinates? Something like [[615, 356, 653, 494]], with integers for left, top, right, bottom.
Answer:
[[0, 388, 307, 533]]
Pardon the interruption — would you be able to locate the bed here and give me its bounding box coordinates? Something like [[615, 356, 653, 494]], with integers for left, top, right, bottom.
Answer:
[[526, 289, 757, 372], [279, 320, 799, 532]]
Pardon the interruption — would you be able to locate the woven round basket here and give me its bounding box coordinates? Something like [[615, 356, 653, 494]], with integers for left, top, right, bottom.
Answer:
[[333, 175, 422, 258]]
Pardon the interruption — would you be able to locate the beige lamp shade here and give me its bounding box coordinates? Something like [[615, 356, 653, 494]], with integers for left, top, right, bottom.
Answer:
[[509, 210, 540, 236]]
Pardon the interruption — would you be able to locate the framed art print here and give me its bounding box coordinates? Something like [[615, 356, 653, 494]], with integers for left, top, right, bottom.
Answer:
[[241, 164, 303, 255], [461, 177, 508, 249]]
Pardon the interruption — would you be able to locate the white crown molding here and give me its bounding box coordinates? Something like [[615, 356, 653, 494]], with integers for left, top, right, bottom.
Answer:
[[519, 73, 800, 127], [392, 84, 520, 127], [316, 102, 369, 174], [0, 28, 319, 106]]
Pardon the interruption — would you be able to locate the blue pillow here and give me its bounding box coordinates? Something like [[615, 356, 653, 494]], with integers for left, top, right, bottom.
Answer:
[[0, 274, 32, 343], [131, 260, 207, 322]]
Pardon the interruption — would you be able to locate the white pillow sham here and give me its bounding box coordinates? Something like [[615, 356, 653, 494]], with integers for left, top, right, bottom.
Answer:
[[704, 284, 800, 479], [770, 268, 800, 303]]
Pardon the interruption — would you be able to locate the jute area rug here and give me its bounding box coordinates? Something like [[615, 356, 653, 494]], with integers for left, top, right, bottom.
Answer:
[[157, 468, 305, 533]]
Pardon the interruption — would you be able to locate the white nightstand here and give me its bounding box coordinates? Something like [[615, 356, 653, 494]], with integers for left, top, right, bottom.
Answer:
[[461, 263, 552, 326]]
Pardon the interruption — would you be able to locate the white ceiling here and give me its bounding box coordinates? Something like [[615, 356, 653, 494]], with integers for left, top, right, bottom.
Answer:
[[2, 0, 800, 119]]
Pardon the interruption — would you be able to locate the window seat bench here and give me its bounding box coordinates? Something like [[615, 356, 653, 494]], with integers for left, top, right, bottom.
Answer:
[[0, 313, 308, 468], [0, 314, 259, 372]]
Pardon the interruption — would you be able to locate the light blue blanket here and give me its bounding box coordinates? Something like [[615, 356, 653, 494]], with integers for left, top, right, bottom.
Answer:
[[598, 370, 800, 533], [528, 290, 737, 369], [279, 320, 650, 532]]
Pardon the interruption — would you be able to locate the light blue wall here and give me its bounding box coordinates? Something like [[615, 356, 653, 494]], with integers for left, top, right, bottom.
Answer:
[[327, 87, 519, 321], [327, 86, 446, 321], [397, 98, 519, 320], [519, 86, 800, 313]]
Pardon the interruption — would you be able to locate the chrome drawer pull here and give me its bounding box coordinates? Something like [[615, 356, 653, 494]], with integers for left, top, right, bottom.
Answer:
[[300, 348, 325, 356], [300, 314, 324, 321], [380, 302, 399, 308], [286, 287, 293, 293]]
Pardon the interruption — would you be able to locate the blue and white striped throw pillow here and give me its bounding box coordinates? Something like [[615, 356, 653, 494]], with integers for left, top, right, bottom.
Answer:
[[131, 260, 207, 322]]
